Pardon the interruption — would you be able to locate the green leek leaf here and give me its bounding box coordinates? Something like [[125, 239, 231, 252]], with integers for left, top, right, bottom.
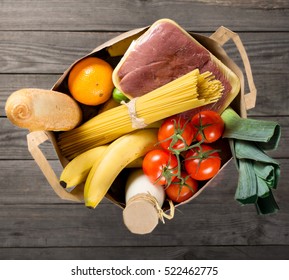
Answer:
[[229, 138, 280, 214], [254, 161, 280, 190], [221, 108, 281, 150], [256, 176, 270, 198], [255, 190, 279, 215], [221, 108, 281, 215], [235, 140, 279, 165], [235, 159, 257, 204], [229, 138, 239, 168]]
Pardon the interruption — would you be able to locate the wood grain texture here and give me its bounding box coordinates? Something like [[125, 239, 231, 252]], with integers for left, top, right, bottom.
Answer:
[[0, 116, 287, 160], [1, 0, 288, 260], [0, 118, 54, 160], [1, 73, 288, 117], [0, 197, 288, 248], [1, 246, 288, 260], [0, 159, 287, 249], [1, 32, 288, 75], [0, 31, 116, 74], [0, 1, 288, 31], [1, 32, 288, 117]]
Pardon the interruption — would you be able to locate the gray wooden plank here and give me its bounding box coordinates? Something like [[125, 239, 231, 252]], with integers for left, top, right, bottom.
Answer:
[[0, 1, 288, 31], [1, 31, 288, 117], [0, 245, 288, 260], [0, 116, 286, 160], [1, 31, 288, 75], [0, 74, 59, 94], [0, 118, 55, 160], [249, 73, 289, 116], [1, 0, 288, 263], [0, 153, 285, 205], [0, 159, 66, 204], [1, 73, 288, 117], [0, 199, 287, 247], [0, 159, 287, 247], [0, 31, 117, 74]]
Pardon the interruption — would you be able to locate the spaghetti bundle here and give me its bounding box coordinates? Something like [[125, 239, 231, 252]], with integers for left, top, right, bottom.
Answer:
[[58, 69, 223, 159]]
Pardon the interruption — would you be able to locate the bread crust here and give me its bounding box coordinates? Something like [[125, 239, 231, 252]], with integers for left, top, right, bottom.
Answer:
[[5, 88, 82, 131]]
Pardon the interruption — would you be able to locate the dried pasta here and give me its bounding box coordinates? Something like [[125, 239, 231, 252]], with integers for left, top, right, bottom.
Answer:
[[58, 69, 223, 159]]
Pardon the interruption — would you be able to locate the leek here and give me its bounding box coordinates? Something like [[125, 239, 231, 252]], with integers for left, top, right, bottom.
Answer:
[[221, 108, 281, 215], [235, 159, 257, 204], [255, 190, 279, 215], [222, 107, 281, 150]]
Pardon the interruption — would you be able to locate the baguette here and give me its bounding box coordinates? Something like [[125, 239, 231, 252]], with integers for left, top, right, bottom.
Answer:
[[5, 88, 82, 131]]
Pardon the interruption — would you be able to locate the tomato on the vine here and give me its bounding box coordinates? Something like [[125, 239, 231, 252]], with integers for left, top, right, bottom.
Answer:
[[184, 144, 221, 181], [158, 116, 196, 151], [191, 110, 224, 143], [142, 149, 178, 186], [165, 172, 198, 203]]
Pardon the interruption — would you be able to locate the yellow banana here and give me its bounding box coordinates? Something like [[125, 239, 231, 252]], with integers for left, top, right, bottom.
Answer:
[[106, 33, 143, 57], [84, 128, 158, 208], [126, 157, 143, 168], [60, 145, 108, 189]]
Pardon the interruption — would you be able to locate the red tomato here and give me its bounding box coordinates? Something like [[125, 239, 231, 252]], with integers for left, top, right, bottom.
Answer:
[[165, 172, 198, 203], [191, 111, 224, 143], [142, 149, 178, 186], [184, 144, 221, 181], [158, 116, 196, 151]]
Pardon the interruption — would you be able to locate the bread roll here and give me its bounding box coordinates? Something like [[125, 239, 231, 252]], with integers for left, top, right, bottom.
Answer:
[[5, 88, 82, 131]]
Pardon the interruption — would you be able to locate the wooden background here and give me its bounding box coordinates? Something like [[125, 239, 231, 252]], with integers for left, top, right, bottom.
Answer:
[[0, 0, 288, 260]]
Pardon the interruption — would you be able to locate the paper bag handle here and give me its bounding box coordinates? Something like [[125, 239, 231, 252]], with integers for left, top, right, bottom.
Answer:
[[27, 131, 83, 202], [210, 26, 257, 110]]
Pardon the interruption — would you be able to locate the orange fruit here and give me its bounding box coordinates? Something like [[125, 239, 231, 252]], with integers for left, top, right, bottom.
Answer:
[[68, 57, 114, 106]]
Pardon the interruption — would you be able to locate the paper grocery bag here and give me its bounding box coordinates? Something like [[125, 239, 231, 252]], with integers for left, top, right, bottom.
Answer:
[[27, 25, 257, 212]]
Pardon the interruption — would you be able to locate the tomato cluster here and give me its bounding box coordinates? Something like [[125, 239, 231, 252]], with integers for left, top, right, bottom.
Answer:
[[142, 110, 225, 203]]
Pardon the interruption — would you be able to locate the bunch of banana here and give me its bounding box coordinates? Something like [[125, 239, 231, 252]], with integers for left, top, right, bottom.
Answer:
[[60, 128, 158, 208], [60, 145, 108, 188]]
